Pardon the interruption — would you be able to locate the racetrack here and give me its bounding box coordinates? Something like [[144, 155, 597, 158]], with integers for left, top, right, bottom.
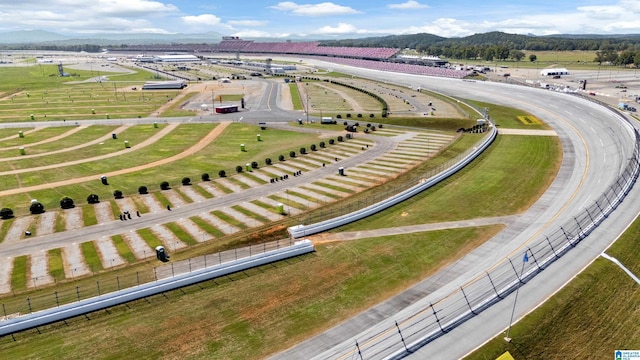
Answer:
[[273, 61, 640, 359]]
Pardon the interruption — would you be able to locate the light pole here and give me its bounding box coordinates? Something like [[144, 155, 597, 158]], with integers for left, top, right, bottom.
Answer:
[[305, 92, 309, 124], [505, 250, 529, 343]]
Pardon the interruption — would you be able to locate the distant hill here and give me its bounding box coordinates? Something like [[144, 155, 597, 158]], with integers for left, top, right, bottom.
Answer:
[[320, 31, 640, 49]]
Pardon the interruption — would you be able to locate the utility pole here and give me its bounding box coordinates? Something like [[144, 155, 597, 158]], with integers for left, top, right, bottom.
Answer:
[[505, 250, 529, 343]]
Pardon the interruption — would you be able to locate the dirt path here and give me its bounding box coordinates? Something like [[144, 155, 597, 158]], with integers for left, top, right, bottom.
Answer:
[[0, 124, 176, 176], [0, 126, 88, 151], [0, 125, 129, 161], [0, 122, 231, 197]]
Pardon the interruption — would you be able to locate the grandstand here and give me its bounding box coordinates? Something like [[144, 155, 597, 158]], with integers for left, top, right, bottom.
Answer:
[[115, 38, 471, 79], [118, 39, 400, 61]]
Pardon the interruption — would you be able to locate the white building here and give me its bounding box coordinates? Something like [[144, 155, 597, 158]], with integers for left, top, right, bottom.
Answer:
[[540, 68, 569, 76]]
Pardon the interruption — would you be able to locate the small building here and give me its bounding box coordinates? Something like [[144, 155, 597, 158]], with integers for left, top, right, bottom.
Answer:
[[540, 68, 569, 76], [215, 105, 239, 114], [142, 80, 187, 90]]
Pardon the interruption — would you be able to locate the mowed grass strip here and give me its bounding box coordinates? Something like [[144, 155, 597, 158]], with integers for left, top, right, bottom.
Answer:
[[48, 249, 66, 282], [81, 204, 97, 227], [189, 217, 225, 240], [336, 135, 561, 232], [165, 222, 199, 246], [231, 205, 270, 224], [10, 255, 28, 292], [212, 210, 248, 230], [81, 241, 103, 273], [111, 235, 137, 263], [0, 217, 14, 244], [467, 214, 640, 359], [0, 123, 171, 173], [137, 228, 163, 249], [269, 194, 309, 211], [0, 226, 501, 359]]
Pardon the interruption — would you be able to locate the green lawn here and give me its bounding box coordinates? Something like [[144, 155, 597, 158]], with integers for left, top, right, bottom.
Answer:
[[334, 134, 561, 232]]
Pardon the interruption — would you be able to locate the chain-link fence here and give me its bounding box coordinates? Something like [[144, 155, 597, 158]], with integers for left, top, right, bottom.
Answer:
[[0, 238, 295, 320], [326, 123, 640, 359]]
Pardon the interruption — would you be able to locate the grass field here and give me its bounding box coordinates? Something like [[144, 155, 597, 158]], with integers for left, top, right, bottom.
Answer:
[[0, 117, 561, 359], [0, 122, 323, 214], [0, 65, 186, 121], [0, 58, 572, 358]]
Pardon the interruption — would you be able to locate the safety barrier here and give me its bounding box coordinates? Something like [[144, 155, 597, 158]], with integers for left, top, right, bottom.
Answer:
[[0, 240, 314, 337], [325, 113, 640, 359], [288, 123, 497, 238]]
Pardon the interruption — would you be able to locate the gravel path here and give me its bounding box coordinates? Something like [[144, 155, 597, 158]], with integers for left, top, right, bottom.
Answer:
[[93, 202, 114, 224], [114, 197, 138, 216], [247, 170, 275, 182], [139, 194, 165, 213], [179, 186, 207, 203], [0, 124, 178, 178], [162, 189, 188, 208], [222, 207, 265, 227], [198, 212, 240, 235], [122, 231, 154, 260], [4, 217, 33, 243], [0, 126, 88, 152], [238, 201, 283, 222], [29, 251, 54, 289], [0, 257, 13, 294], [174, 218, 206, 243], [325, 175, 372, 187], [270, 163, 303, 173], [94, 238, 126, 268], [0, 122, 231, 197], [35, 212, 56, 236], [198, 181, 226, 197], [62, 243, 91, 278], [259, 196, 304, 216], [233, 174, 262, 188], [299, 183, 350, 198], [150, 224, 187, 250], [215, 178, 245, 193], [279, 192, 318, 209], [64, 207, 84, 231]]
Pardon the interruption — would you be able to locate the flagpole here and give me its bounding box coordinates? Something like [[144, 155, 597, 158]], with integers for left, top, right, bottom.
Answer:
[[505, 251, 528, 342]]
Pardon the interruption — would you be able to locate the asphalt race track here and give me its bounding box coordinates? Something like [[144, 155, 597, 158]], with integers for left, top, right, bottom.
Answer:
[[272, 60, 640, 359]]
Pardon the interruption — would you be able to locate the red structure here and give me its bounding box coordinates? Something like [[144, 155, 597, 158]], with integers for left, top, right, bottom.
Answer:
[[215, 105, 239, 114]]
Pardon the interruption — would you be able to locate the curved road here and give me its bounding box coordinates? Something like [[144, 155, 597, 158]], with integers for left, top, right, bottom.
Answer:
[[272, 61, 640, 359]]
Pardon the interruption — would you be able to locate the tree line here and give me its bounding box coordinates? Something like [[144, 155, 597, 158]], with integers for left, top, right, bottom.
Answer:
[[321, 31, 640, 65]]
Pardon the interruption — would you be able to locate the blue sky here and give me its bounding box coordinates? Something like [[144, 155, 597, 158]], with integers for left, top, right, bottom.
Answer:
[[1, 0, 640, 38]]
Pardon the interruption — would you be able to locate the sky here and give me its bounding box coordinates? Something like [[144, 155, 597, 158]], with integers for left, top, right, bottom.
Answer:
[[1, 0, 640, 39]]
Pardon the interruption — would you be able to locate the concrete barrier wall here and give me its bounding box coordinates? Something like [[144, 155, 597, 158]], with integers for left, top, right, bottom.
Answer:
[[288, 125, 498, 238], [0, 240, 314, 336]]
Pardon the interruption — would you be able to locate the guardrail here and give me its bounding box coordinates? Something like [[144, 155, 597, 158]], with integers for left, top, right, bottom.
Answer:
[[326, 112, 640, 359], [288, 123, 497, 238], [0, 240, 314, 337]]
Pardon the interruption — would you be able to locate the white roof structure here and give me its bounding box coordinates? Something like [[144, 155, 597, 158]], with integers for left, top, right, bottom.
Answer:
[[155, 55, 200, 62], [540, 68, 569, 76]]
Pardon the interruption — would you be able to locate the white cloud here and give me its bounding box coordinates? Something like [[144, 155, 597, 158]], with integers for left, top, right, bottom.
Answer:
[[227, 20, 269, 27], [0, 0, 180, 34], [388, 1, 428, 10], [181, 14, 223, 26], [313, 22, 368, 35], [232, 29, 291, 38], [269, 2, 360, 16]]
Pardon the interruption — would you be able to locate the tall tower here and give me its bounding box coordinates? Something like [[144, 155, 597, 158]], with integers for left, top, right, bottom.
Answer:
[[266, 58, 272, 74]]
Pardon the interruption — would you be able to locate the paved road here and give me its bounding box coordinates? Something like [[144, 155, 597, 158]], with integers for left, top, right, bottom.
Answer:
[[272, 61, 640, 359]]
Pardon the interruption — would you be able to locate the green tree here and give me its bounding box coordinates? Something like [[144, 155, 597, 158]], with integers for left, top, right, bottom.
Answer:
[[529, 54, 537, 62]]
